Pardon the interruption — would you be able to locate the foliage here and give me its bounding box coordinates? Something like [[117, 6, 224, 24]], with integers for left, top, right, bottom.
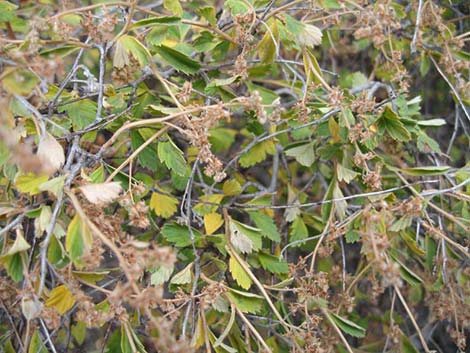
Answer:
[[0, 0, 470, 352]]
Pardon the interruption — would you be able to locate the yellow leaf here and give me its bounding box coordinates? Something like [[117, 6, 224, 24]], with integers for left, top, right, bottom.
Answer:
[[15, 173, 49, 195], [257, 20, 279, 64], [223, 179, 242, 196], [204, 213, 224, 235], [194, 194, 224, 215], [45, 285, 76, 314], [150, 191, 178, 218], [229, 256, 252, 290]]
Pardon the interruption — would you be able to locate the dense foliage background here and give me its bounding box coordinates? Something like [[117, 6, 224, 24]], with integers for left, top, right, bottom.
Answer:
[[0, 0, 470, 352]]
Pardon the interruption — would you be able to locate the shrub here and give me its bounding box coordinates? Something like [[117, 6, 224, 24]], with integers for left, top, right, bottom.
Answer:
[[0, 0, 469, 352]]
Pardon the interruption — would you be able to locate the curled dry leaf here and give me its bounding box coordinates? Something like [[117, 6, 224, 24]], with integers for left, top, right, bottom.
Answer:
[[21, 293, 43, 320], [37, 132, 65, 175], [297, 24, 323, 48], [80, 182, 123, 204]]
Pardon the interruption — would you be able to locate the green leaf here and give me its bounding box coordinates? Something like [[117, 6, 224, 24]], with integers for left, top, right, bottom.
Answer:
[[15, 173, 49, 195], [71, 321, 87, 345], [329, 312, 366, 338], [163, 0, 183, 16], [289, 216, 308, 245], [389, 215, 413, 232], [161, 223, 202, 247], [40, 45, 80, 58], [209, 128, 237, 152], [225, 0, 250, 14], [116, 35, 151, 68], [337, 164, 358, 184], [205, 76, 239, 94], [229, 256, 252, 289], [149, 191, 178, 218], [239, 139, 276, 168], [58, 98, 97, 131], [72, 270, 110, 284], [377, 106, 411, 142], [130, 129, 159, 172], [258, 252, 288, 274], [65, 214, 92, 266], [38, 175, 66, 198], [223, 179, 242, 196], [401, 166, 451, 176], [28, 330, 47, 353], [226, 289, 264, 314], [2, 69, 39, 95], [285, 141, 315, 167], [248, 211, 281, 242], [196, 6, 217, 27], [389, 254, 423, 286], [0, 1, 17, 23], [401, 334, 420, 353], [5, 253, 23, 282], [130, 16, 180, 29], [157, 138, 189, 176], [153, 45, 201, 74], [345, 229, 360, 243]]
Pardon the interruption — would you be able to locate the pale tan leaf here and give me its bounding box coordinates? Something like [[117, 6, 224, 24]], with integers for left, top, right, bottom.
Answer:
[[37, 132, 65, 175], [297, 24, 323, 48], [21, 294, 43, 320], [79, 182, 122, 205], [229, 221, 254, 254]]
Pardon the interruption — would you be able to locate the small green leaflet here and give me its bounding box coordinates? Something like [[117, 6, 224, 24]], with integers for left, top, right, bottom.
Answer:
[[329, 312, 366, 338], [157, 138, 189, 176], [285, 141, 316, 167], [195, 6, 217, 27], [153, 45, 201, 74], [337, 164, 358, 184], [131, 130, 159, 172], [130, 16, 180, 29], [65, 214, 93, 266], [163, 0, 183, 16], [226, 289, 264, 314], [401, 335, 420, 353], [258, 252, 288, 274], [239, 139, 276, 168], [400, 166, 451, 176], [114, 35, 151, 68], [248, 211, 281, 242], [58, 98, 97, 131], [289, 216, 308, 244], [377, 106, 411, 142], [160, 223, 202, 247]]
